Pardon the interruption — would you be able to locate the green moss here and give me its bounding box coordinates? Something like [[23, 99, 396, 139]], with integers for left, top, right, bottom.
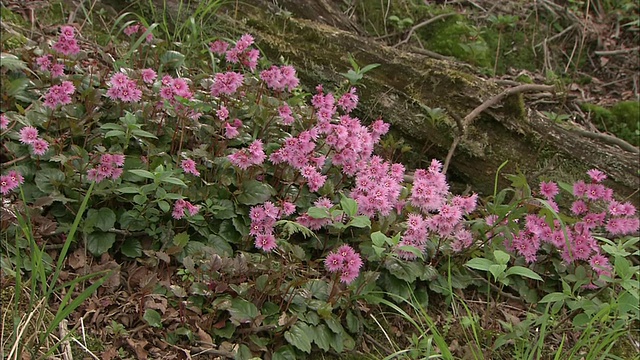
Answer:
[[482, 27, 539, 74], [582, 101, 639, 146]]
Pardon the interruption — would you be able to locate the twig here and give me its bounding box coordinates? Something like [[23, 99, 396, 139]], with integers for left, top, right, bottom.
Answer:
[[594, 47, 640, 56], [59, 320, 74, 360], [534, 24, 576, 48], [409, 47, 455, 61], [70, 338, 100, 360], [442, 84, 555, 174], [191, 346, 235, 358], [569, 128, 639, 153], [393, 13, 457, 48]]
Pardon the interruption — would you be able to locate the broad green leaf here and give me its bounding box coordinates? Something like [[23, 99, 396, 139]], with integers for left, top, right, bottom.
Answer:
[[35, 168, 65, 193], [371, 231, 388, 247], [117, 186, 141, 194], [539, 292, 569, 303], [173, 232, 190, 248], [104, 130, 126, 138], [218, 220, 241, 244], [464, 258, 494, 272], [340, 196, 358, 218], [488, 264, 507, 281], [505, 266, 542, 281], [307, 206, 330, 219], [237, 180, 274, 205], [313, 324, 332, 352], [121, 238, 142, 258], [229, 298, 259, 325], [100, 123, 124, 131], [130, 129, 158, 139], [87, 231, 116, 256], [272, 346, 297, 360], [348, 215, 371, 228], [385, 258, 424, 282], [158, 200, 170, 212], [284, 322, 312, 353], [493, 250, 510, 265], [161, 176, 187, 187], [143, 309, 163, 328], [345, 310, 359, 333], [211, 199, 236, 219], [86, 207, 116, 232], [324, 316, 343, 334], [160, 50, 186, 68], [129, 169, 155, 179], [207, 234, 233, 257], [0, 53, 28, 70]]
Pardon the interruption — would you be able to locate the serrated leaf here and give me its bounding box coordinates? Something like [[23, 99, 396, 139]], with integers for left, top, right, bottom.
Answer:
[[0, 53, 27, 71], [385, 257, 423, 282], [87, 232, 116, 256], [173, 232, 190, 247], [35, 168, 65, 193], [143, 309, 163, 328], [207, 234, 233, 257], [211, 199, 236, 219], [505, 266, 542, 281], [324, 316, 343, 334], [284, 322, 312, 353], [237, 180, 274, 205]]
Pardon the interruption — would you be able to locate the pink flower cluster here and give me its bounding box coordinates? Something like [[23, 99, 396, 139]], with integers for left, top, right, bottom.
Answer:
[[228, 139, 266, 170], [52, 25, 80, 56], [87, 154, 125, 183], [19, 126, 49, 155], [0, 170, 24, 195], [106, 72, 142, 103], [123, 22, 154, 43], [160, 75, 193, 104], [324, 244, 363, 284], [499, 169, 639, 281], [350, 156, 404, 217], [210, 71, 244, 97], [337, 87, 359, 113], [277, 105, 295, 125], [249, 201, 288, 252], [173, 199, 200, 220], [44, 80, 75, 109], [0, 113, 9, 130], [35, 55, 65, 77], [180, 158, 200, 176], [210, 34, 260, 71], [224, 119, 243, 139], [259, 65, 299, 92]]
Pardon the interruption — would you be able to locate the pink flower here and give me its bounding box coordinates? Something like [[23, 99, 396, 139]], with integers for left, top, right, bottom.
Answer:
[[324, 253, 344, 272], [31, 139, 49, 156], [124, 24, 140, 36], [278, 105, 295, 125], [181, 158, 200, 176], [539, 181, 559, 199], [36, 55, 52, 71], [209, 40, 229, 55], [587, 169, 607, 183], [324, 244, 362, 284], [6, 170, 23, 186], [0, 114, 9, 130], [282, 201, 296, 216], [217, 106, 229, 121], [0, 175, 18, 195], [60, 25, 75, 39], [224, 122, 240, 139], [255, 233, 277, 252], [211, 72, 244, 97], [141, 68, 157, 84], [338, 87, 358, 113], [19, 126, 39, 144], [571, 200, 588, 215], [109, 73, 130, 89]]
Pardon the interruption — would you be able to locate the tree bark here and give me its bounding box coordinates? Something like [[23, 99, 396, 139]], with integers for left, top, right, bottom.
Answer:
[[230, 0, 639, 203]]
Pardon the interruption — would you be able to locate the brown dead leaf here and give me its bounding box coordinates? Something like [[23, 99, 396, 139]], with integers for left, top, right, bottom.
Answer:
[[68, 248, 86, 270], [91, 260, 121, 290], [101, 346, 119, 360], [144, 293, 168, 314], [196, 325, 214, 345], [126, 338, 149, 360]]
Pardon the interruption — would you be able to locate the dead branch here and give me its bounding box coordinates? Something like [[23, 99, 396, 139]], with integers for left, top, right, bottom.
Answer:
[[594, 47, 640, 56]]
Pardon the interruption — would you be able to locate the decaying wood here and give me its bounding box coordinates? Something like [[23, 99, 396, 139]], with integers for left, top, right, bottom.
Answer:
[[228, 0, 638, 203]]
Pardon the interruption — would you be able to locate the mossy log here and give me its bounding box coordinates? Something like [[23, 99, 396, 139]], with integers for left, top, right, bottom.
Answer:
[[229, 0, 638, 202]]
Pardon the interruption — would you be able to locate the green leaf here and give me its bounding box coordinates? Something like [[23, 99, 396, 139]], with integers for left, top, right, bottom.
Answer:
[[324, 317, 343, 334], [340, 196, 358, 218], [87, 232, 116, 256], [228, 298, 259, 325], [488, 264, 507, 281], [307, 206, 330, 219], [161, 176, 187, 187], [86, 207, 116, 232], [130, 129, 158, 139], [129, 169, 155, 180], [211, 199, 236, 219], [493, 250, 510, 265], [539, 292, 569, 303], [158, 200, 170, 212], [313, 324, 332, 352], [347, 215, 371, 228], [345, 310, 359, 333], [117, 186, 141, 194], [121, 238, 142, 258], [100, 123, 124, 131], [173, 232, 190, 248], [284, 322, 312, 353], [465, 258, 494, 272], [505, 266, 543, 281], [0, 53, 28, 71], [272, 346, 297, 360], [207, 234, 233, 257], [371, 231, 388, 247], [143, 309, 163, 328], [35, 168, 65, 193], [385, 258, 424, 282], [160, 50, 186, 68], [237, 180, 274, 205], [104, 130, 126, 138]]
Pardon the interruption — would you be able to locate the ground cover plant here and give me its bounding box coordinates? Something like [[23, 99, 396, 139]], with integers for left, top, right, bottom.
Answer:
[[0, 1, 638, 359]]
